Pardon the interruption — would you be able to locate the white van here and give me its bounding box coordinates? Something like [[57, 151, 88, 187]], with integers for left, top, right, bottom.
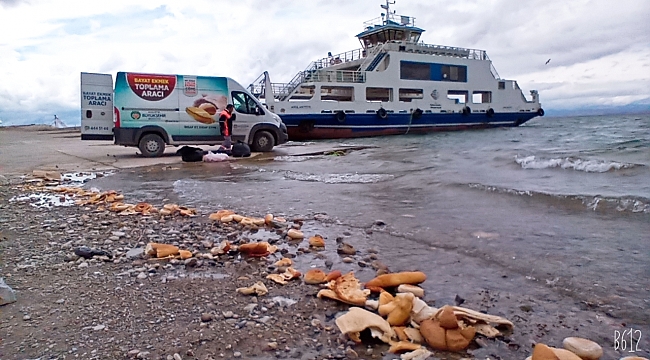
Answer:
[[81, 71, 288, 157]]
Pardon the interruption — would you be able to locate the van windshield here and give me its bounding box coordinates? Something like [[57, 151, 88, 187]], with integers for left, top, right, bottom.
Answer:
[[232, 91, 259, 114]]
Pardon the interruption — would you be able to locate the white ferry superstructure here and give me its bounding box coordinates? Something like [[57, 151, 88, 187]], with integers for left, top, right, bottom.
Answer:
[[248, 1, 545, 140]]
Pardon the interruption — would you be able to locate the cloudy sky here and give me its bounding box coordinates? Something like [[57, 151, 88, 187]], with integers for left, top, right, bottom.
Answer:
[[0, 0, 648, 126]]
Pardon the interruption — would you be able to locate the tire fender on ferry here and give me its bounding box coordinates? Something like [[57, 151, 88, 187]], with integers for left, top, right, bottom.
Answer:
[[462, 106, 471, 116], [486, 108, 495, 118], [335, 111, 346, 123], [412, 108, 423, 119], [537, 108, 545, 116], [377, 108, 388, 119]]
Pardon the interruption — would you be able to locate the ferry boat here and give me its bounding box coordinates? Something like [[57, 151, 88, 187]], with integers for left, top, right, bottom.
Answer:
[[248, 1, 545, 140]]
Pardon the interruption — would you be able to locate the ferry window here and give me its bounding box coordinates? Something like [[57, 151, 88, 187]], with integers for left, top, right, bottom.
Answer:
[[399, 88, 423, 102], [366, 87, 392, 102], [472, 91, 492, 104], [401, 61, 467, 82], [447, 90, 468, 104], [400, 61, 430, 80], [231, 91, 261, 114], [498, 81, 506, 90], [441, 65, 467, 82], [321, 86, 354, 102], [289, 85, 315, 101]]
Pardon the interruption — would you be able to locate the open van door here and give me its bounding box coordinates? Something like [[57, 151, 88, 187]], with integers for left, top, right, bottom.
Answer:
[[81, 72, 114, 140]]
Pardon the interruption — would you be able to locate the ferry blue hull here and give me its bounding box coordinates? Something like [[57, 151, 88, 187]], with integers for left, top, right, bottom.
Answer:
[[281, 112, 540, 140]]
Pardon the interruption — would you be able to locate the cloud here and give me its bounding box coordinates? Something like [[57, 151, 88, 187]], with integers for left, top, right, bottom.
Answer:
[[0, 0, 23, 7], [0, 0, 649, 126]]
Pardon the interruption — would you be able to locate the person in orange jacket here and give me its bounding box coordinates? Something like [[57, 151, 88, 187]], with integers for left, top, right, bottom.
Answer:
[[218, 104, 235, 149]]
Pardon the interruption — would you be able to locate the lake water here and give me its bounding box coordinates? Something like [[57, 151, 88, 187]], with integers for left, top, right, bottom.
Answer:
[[91, 113, 650, 355]]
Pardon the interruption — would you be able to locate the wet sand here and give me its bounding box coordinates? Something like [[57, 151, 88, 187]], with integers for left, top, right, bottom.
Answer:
[[1, 126, 648, 359]]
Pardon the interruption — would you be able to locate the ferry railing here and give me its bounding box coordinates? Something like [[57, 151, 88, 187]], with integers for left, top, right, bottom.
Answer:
[[484, 52, 501, 79], [246, 72, 290, 101], [363, 13, 416, 28], [304, 70, 366, 83], [275, 70, 366, 101], [312, 48, 366, 69]]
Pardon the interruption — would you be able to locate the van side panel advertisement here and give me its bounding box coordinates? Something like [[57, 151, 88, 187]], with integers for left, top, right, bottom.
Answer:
[[114, 72, 229, 137]]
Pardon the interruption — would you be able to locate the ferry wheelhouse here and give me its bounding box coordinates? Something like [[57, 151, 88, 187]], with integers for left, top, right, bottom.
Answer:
[[248, 1, 544, 140]]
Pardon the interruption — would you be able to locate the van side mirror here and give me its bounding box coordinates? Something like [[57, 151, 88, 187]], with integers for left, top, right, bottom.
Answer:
[[256, 106, 265, 116]]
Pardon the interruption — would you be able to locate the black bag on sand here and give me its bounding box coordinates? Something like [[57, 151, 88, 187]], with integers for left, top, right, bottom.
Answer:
[[176, 146, 206, 162], [231, 141, 251, 158]]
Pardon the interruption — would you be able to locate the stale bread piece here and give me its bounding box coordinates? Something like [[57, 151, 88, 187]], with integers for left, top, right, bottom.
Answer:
[[308, 235, 325, 248], [403, 327, 423, 343], [267, 267, 302, 285], [186, 106, 215, 124], [450, 305, 514, 334], [325, 270, 342, 282], [436, 305, 459, 329], [397, 284, 425, 298], [335, 307, 395, 344], [386, 293, 415, 326], [419, 319, 447, 350], [379, 292, 414, 326], [550, 348, 582, 360], [531, 343, 561, 360], [304, 269, 327, 284], [393, 326, 409, 341], [388, 341, 421, 354], [365, 271, 427, 290], [419, 318, 476, 352], [333, 272, 371, 306], [379, 291, 395, 308], [239, 242, 270, 256], [178, 250, 192, 260], [209, 209, 234, 221], [178, 206, 196, 216], [145, 243, 179, 258], [236, 281, 268, 296], [274, 258, 293, 267], [400, 348, 433, 360], [287, 228, 304, 240], [251, 218, 266, 226]]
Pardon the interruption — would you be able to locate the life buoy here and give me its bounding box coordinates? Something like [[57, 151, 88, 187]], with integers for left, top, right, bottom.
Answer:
[[377, 108, 388, 119], [335, 111, 346, 123], [537, 108, 545, 117], [486, 108, 495, 118], [412, 108, 423, 119], [462, 106, 471, 116]]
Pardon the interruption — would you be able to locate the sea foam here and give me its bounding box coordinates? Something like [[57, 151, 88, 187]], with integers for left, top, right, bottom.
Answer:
[[515, 155, 638, 173]]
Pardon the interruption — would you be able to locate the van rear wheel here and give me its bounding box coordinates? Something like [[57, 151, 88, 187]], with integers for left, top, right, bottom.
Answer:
[[251, 130, 275, 152], [138, 133, 165, 157]]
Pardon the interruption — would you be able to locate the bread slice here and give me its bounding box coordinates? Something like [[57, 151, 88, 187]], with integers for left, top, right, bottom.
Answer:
[[333, 272, 370, 306]]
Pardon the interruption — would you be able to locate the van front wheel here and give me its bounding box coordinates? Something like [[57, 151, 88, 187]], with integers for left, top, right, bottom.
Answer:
[[138, 133, 165, 157], [251, 130, 275, 152]]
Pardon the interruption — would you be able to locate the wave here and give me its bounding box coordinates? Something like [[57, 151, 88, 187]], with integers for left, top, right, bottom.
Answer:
[[467, 183, 650, 214], [273, 155, 323, 162], [515, 155, 640, 173], [284, 170, 393, 184]]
